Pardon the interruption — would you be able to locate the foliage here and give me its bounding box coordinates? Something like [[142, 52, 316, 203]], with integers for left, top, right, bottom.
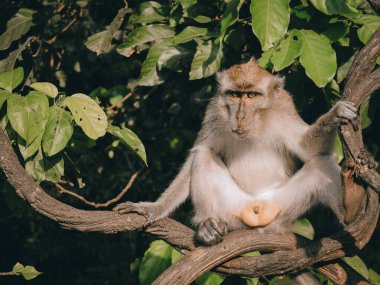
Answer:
[[12, 262, 42, 281], [0, 0, 380, 284]]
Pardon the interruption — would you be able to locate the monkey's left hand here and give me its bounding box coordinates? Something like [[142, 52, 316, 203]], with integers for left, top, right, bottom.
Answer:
[[113, 201, 165, 226], [196, 218, 228, 246]]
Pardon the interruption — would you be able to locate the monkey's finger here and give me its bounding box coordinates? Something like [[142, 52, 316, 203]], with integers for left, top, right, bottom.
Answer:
[[209, 219, 228, 235], [341, 101, 358, 112]]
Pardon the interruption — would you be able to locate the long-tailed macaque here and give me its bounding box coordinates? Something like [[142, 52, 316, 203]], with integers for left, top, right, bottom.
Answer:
[[114, 59, 358, 246]]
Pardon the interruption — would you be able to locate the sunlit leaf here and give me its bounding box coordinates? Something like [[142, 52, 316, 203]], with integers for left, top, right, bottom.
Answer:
[[250, 0, 290, 50], [337, 53, 355, 83], [189, 39, 223, 80], [369, 268, 380, 284], [309, 0, 356, 15], [65, 93, 107, 140], [117, 25, 174, 56], [0, 37, 32, 73], [271, 30, 302, 71], [171, 248, 184, 264], [7, 91, 49, 144], [0, 67, 24, 92], [292, 218, 315, 240], [20, 266, 42, 281], [360, 97, 372, 129], [12, 262, 24, 274], [342, 255, 369, 279], [0, 90, 10, 109], [258, 48, 274, 68], [157, 45, 192, 72], [299, 30, 337, 87], [0, 8, 36, 51], [220, 0, 244, 37], [356, 15, 380, 44], [195, 271, 225, 285], [30, 82, 58, 98], [173, 26, 213, 45], [42, 106, 74, 156], [139, 240, 172, 285], [130, 1, 166, 24], [85, 6, 128, 55], [18, 133, 43, 160], [107, 125, 147, 165], [25, 149, 64, 183]]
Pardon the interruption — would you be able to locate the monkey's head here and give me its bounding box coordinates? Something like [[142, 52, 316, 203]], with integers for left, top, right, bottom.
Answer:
[[216, 58, 284, 139]]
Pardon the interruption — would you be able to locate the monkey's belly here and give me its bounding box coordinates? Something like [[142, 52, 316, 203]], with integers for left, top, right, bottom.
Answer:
[[227, 155, 289, 195]]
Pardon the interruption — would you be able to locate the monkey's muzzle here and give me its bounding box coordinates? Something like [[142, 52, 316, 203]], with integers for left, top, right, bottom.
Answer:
[[233, 129, 249, 138]]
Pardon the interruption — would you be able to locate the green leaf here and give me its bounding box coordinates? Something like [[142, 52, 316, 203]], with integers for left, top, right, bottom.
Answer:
[[369, 268, 380, 284], [0, 67, 24, 92], [246, 277, 260, 285], [335, 133, 344, 163], [250, 0, 290, 50], [189, 40, 223, 80], [195, 271, 225, 285], [241, 251, 261, 257], [107, 125, 147, 165], [342, 255, 369, 279], [138, 40, 171, 86], [64, 93, 107, 140], [30, 82, 59, 98], [309, 0, 356, 15], [0, 90, 10, 109], [258, 48, 274, 68], [42, 106, 74, 156], [18, 133, 43, 160], [173, 26, 212, 45], [337, 53, 355, 83], [20, 265, 42, 281], [12, 262, 24, 274], [271, 30, 302, 71], [130, 1, 166, 24], [220, 0, 244, 37], [357, 15, 380, 44], [292, 218, 315, 240], [139, 240, 172, 285], [25, 149, 64, 183], [85, 6, 128, 55], [117, 25, 175, 56], [0, 37, 32, 73], [299, 30, 337, 87], [157, 45, 192, 72], [7, 91, 49, 144], [171, 248, 184, 264], [0, 8, 36, 51], [360, 97, 372, 129]]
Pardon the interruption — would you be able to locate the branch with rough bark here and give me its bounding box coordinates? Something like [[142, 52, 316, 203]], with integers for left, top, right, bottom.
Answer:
[[1, 29, 380, 285]]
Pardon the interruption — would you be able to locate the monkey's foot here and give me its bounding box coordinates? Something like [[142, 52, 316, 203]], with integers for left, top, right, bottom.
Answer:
[[113, 201, 162, 226], [237, 201, 282, 228], [196, 218, 228, 246]]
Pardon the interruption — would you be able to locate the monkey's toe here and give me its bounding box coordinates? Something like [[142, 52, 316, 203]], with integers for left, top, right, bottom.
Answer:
[[196, 218, 226, 246]]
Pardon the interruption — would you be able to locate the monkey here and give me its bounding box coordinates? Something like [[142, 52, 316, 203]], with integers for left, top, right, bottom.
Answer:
[[114, 59, 358, 246]]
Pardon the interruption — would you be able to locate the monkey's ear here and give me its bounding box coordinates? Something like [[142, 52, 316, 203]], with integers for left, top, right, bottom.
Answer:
[[248, 57, 258, 65]]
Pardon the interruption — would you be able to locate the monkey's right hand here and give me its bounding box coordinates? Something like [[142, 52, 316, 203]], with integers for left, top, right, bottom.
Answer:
[[113, 201, 164, 226], [196, 218, 228, 246], [330, 101, 359, 129]]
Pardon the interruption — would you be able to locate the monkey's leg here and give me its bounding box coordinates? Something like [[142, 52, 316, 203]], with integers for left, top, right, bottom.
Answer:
[[237, 200, 282, 227], [191, 147, 252, 245]]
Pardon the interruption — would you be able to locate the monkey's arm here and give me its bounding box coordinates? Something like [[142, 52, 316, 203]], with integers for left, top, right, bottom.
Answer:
[[113, 155, 192, 225], [301, 101, 358, 158]]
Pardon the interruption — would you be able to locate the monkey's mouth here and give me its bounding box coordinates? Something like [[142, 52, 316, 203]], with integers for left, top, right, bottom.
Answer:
[[232, 129, 249, 138]]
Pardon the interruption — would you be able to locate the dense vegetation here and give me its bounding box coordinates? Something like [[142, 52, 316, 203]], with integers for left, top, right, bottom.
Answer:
[[0, 0, 379, 284]]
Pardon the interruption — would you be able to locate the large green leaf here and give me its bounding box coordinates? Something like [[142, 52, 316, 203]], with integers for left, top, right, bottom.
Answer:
[[0, 90, 10, 109], [271, 30, 302, 71], [292, 218, 315, 240], [130, 1, 166, 24], [157, 45, 192, 72], [309, 0, 356, 15], [107, 125, 147, 165], [0, 67, 24, 92], [257, 47, 274, 68], [189, 40, 223, 80], [30, 82, 58, 98], [0, 8, 36, 51], [139, 240, 172, 285], [65, 94, 107, 140], [356, 15, 380, 44], [42, 106, 74, 156], [173, 26, 212, 45], [195, 271, 225, 285], [18, 133, 43, 160], [220, 0, 244, 37], [85, 6, 128, 55], [25, 149, 64, 183], [7, 91, 49, 144], [137, 40, 172, 86], [342, 256, 369, 279], [117, 25, 174, 56], [299, 30, 337, 87], [0, 37, 32, 73], [250, 0, 290, 51]]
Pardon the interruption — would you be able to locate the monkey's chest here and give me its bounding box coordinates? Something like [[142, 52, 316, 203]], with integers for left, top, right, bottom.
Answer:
[[224, 148, 290, 195]]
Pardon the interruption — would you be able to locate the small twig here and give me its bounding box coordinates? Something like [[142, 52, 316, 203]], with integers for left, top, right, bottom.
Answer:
[[54, 171, 140, 208], [0, 271, 15, 276], [106, 92, 134, 111]]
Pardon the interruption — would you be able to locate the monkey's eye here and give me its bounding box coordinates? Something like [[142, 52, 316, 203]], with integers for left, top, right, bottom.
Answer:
[[228, 92, 239, 98], [247, 92, 257, 98]]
